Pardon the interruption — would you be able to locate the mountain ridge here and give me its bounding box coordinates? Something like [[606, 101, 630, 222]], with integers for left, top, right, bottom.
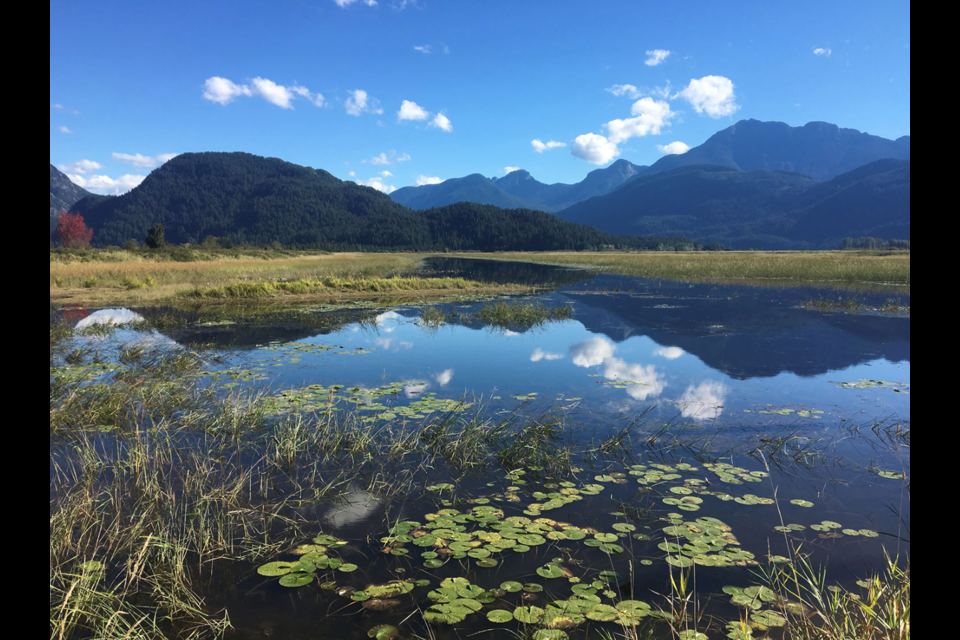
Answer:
[[67, 151, 700, 251], [391, 159, 646, 213]]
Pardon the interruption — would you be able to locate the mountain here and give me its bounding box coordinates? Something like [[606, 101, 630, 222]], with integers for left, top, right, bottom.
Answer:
[[643, 119, 910, 180], [69, 152, 698, 251], [389, 174, 533, 211], [559, 160, 910, 249], [50, 164, 93, 232], [391, 160, 646, 213]]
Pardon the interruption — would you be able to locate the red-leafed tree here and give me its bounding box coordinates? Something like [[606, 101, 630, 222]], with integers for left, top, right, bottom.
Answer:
[[55, 211, 94, 248]]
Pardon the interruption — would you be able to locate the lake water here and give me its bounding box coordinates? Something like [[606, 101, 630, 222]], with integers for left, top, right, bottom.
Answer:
[[53, 258, 910, 639]]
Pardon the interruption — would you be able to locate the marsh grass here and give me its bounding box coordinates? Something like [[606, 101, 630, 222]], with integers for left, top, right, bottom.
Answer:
[[50, 252, 429, 305], [453, 250, 910, 289], [184, 276, 498, 299], [757, 551, 910, 640]]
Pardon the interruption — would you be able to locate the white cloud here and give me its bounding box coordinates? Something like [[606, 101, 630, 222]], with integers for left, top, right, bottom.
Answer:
[[203, 76, 324, 109], [434, 369, 454, 386], [429, 112, 453, 132], [569, 337, 616, 367], [52, 103, 81, 115], [67, 173, 146, 196], [364, 150, 410, 165], [645, 49, 671, 66], [397, 100, 430, 122], [415, 175, 443, 186], [58, 159, 102, 174], [413, 45, 432, 54], [291, 85, 325, 107], [355, 176, 396, 193], [656, 141, 690, 155], [202, 76, 252, 105], [334, 0, 377, 6], [344, 89, 382, 116], [249, 77, 295, 108], [653, 346, 685, 359], [504, 166, 523, 174], [604, 98, 675, 144], [379, 170, 393, 177], [602, 357, 665, 400], [530, 349, 563, 362], [58, 126, 73, 134], [677, 76, 740, 118], [348, 171, 356, 177], [678, 381, 727, 421], [605, 84, 641, 99], [531, 139, 566, 153], [813, 47, 832, 57], [112, 152, 179, 168], [571, 133, 620, 165]]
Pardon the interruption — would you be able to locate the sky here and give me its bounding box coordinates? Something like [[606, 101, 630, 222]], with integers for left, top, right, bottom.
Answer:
[[50, 0, 910, 196]]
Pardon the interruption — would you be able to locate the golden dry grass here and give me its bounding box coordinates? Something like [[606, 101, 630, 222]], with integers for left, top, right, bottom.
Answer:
[[454, 250, 910, 288], [50, 253, 431, 304]]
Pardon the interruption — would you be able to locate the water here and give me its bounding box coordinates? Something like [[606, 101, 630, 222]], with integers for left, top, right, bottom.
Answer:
[[52, 258, 910, 639]]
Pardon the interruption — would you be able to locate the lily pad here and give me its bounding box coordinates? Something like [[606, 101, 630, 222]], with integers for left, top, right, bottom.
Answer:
[[257, 561, 294, 576], [278, 572, 314, 587], [367, 625, 400, 640], [537, 565, 565, 578], [514, 605, 545, 624], [487, 609, 514, 623]]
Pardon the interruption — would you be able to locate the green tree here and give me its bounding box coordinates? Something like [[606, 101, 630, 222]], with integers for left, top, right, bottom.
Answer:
[[145, 223, 165, 248]]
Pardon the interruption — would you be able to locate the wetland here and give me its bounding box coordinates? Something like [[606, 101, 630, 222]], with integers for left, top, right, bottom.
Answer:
[[50, 256, 909, 640]]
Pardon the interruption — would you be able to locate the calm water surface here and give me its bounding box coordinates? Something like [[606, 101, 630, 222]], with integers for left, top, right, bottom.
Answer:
[[60, 258, 910, 639]]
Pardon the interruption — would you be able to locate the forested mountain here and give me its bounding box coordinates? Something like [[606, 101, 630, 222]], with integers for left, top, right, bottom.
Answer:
[[69, 152, 700, 251], [559, 160, 910, 249], [642, 119, 910, 180], [391, 160, 645, 213], [50, 164, 93, 232]]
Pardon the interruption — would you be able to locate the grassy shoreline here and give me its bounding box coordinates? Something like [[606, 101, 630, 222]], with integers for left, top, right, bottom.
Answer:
[[50, 248, 910, 306], [452, 250, 911, 288]]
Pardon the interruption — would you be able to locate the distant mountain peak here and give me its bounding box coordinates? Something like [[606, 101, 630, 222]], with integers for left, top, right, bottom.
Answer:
[[643, 118, 910, 181]]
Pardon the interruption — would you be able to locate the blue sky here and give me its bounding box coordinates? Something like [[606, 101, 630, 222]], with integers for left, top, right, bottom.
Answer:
[[50, 0, 910, 195]]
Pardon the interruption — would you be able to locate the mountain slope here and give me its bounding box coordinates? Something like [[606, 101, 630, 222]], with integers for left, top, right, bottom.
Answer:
[[70, 152, 696, 251], [50, 164, 93, 232], [391, 160, 645, 213], [559, 160, 910, 249], [390, 174, 534, 211], [643, 119, 910, 180]]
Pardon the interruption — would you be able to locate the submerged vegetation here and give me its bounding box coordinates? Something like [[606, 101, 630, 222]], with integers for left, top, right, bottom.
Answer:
[[418, 300, 573, 330], [50, 311, 909, 640]]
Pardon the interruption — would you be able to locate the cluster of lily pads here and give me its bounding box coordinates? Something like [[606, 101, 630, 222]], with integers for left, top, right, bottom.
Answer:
[[256, 534, 357, 587], [256, 381, 471, 420], [721, 585, 788, 637], [250, 456, 891, 639], [657, 516, 755, 568], [835, 379, 909, 393]]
